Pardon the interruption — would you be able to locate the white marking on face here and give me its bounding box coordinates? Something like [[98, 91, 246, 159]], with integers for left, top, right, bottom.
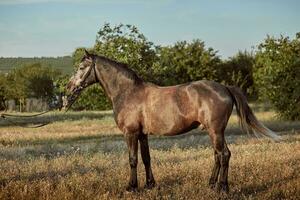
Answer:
[[72, 63, 90, 87]]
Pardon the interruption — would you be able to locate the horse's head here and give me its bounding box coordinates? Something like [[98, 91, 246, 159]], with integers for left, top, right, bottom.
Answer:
[[62, 50, 97, 110]]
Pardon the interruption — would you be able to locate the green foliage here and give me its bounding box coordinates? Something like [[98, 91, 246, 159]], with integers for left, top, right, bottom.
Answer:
[[54, 75, 70, 94], [94, 23, 158, 81], [71, 85, 112, 110], [219, 51, 255, 97], [254, 33, 300, 120], [0, 56, 73, 74], [0, 74, 8, 109], [5, 63, 60, 102], [155, 40, 221, 85]]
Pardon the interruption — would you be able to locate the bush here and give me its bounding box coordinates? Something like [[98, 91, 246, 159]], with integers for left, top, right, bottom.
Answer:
[[155, 40, 221, 85], [6, 63, 60, 101], [71, 85, 112, 111], [254, 33, 300, 120], [219, 51, 256, 98]]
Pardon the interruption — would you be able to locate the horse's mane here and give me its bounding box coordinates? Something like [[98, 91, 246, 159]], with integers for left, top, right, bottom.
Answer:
[[95, 55, 143, 84]]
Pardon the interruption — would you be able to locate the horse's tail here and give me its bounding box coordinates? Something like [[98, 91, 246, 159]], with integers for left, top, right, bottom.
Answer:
[[226, 86, 281, 141]]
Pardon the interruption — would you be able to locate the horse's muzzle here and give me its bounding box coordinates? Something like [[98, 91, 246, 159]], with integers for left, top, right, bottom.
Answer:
[[62, 86, 84, 111]]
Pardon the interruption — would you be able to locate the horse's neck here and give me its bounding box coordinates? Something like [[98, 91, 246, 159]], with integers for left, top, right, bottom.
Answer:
[[94, 59, 142, 101]]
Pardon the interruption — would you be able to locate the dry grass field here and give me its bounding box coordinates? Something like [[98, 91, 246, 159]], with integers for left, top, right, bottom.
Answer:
[[0, 108, 299, 200]]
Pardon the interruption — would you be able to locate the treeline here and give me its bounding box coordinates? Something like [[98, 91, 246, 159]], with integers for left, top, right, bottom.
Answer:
[[70, 24, 256, 110], [0, 63, 61, 111], [0, 56, 73, 74], [0, 23, 299, 120]]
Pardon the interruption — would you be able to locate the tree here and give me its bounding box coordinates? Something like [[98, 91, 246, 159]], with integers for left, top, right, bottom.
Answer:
[[155, 40, 221, 85], [5, 68, 27, 104], [5, 63, 60, 111], [94, 23, 158, 82], [219, 51, 255, 97], [254, 33, 300, 120], [0, 73, 8, 110], [0, 56, 73, 74]]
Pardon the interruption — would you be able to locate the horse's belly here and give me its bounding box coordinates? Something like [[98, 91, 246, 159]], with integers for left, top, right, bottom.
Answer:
[[143, 120, 199, 135], [143, 120, 178, 135], [142, 86, 198, 135], [142, 111, 198, 135]]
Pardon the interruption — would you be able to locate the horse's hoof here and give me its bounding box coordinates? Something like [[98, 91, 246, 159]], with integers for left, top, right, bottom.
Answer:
[[125, 185, 138, 192], [144, 181, 156, 190], [209, 179, 217, 190], [216, 182, 229, 194], [209, 182, 217, 190]]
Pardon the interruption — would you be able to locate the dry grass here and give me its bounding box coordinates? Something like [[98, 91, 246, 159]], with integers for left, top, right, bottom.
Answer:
[[0, 110, 300, 200]]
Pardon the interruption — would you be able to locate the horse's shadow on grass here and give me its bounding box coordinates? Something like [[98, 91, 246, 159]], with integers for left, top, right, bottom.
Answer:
[[0, 111, 113, 127], [1, 126, 300, 161]]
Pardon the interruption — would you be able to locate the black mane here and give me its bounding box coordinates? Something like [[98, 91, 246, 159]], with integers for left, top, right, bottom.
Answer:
[[95, 55, 143, 84]]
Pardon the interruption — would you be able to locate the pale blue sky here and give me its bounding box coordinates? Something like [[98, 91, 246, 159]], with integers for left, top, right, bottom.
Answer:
[[0, 0, 299, 58]]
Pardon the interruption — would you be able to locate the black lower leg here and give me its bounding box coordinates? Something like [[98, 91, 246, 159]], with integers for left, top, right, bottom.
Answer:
[[125, 134, 139, 191], [209, 151, 221, 188], [139, 134, 155, 189], [217, 149, 231, 193]]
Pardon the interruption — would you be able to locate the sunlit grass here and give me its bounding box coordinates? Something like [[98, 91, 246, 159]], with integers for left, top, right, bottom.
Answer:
[[0, 109, 299, 199]]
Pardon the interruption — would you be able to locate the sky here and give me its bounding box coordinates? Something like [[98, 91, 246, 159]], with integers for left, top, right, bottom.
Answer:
[[0, 0, 299, 58]]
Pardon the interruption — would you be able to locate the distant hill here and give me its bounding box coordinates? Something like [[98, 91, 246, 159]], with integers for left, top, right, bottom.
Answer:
[[0, 56, 74, 74]]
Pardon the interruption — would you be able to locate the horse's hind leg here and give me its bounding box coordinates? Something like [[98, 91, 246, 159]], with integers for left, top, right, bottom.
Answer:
[[218, 141, 231, 193], [208, 129, 231, 193], [209, 150, 220, 189], [138, 133, 155, 189]]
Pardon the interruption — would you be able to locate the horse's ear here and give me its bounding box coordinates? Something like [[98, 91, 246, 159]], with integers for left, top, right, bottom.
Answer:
[[83, 49, 94, 62], [84, 49, 94, 62], [84, 49, 90, 57]]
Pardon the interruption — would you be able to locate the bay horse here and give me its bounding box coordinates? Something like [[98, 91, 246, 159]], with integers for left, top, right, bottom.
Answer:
[[63, 50, 280, 193]]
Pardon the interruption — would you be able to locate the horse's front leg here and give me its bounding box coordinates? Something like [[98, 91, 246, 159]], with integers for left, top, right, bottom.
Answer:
[[138, 133, 155, 189], [125, 133, 139, 191]]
